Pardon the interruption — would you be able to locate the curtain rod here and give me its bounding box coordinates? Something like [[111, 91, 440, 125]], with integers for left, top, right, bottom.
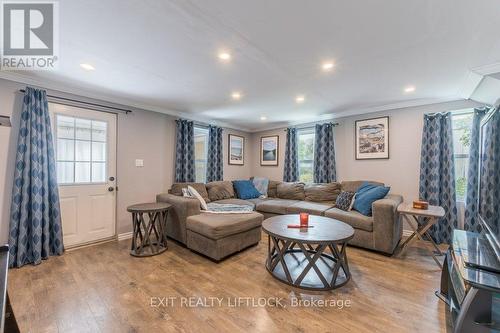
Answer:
[[18, 89, 132, 115], [284, 122, 339, 131]]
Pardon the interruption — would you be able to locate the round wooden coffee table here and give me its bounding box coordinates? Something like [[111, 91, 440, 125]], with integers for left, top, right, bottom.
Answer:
[[262, 215, 354, 291]]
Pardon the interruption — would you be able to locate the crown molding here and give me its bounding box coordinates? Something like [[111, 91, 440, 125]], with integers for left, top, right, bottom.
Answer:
[[0, 72, 253, 132], [249, 97, 460, 132]]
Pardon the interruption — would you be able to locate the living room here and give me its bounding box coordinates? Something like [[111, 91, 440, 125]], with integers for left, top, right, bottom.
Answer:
[[0, 1, 499, 332]]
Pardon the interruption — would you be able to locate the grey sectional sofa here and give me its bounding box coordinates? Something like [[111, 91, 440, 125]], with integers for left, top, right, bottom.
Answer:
[[156, 180, 403, 260]]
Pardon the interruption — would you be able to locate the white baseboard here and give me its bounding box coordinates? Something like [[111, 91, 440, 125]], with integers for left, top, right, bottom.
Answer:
[[402, 229, 413, 237], [117, 231, 133, 241]]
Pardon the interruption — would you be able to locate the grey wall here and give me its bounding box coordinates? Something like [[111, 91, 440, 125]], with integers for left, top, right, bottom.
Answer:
[[250, 99, 483, 204], [0, 78, 252, 241]]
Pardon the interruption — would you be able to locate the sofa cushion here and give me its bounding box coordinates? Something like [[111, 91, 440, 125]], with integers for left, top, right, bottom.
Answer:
[[233, 180, 262, 199], [256, 199, 299, 215], [324, 208, 373, 232], [335, 191, 356, 211], [286, 201, 335, 216], [170, 183, 210, 202], [304, 183, 341, 202], [206, 181, 235, 201], [340, 180, 384, 193], [245, 197, 269, 206], [186, 212, 263, 240], [267, 180, 282, 198], [277, 182, 305, 200], [215, 198, 255, 209], [252, 177, 269, 197], [353, 182, 391, 216]]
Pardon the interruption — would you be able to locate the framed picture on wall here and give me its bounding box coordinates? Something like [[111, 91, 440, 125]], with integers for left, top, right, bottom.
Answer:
[[228, 134, 244, 165], [355, 116, 389, 160], [260, 135, 279, 166]]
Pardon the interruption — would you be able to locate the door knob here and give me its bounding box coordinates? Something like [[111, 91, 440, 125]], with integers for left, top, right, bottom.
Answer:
[[108, 187, 115, 192]]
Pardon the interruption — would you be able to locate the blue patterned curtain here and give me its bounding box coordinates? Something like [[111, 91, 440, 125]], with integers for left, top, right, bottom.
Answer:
[[464, 108, 489, 233], [313, 123, 337, 183], [419, 112, 458, 244], [206, 125, 223, 182], [283, 128, 299, 182], [9, 87, 64, 268], [174, 119, 195, 182]]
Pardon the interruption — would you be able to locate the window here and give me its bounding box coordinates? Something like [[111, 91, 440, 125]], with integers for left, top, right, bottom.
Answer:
[[194, 126, 209, 183], [451, 111, 474, 201], [55, 114, 107, 184], [297, 128, 315, 183]]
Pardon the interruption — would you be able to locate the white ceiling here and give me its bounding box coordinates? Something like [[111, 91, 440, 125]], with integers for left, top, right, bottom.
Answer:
[[3, 0, 500, 131]]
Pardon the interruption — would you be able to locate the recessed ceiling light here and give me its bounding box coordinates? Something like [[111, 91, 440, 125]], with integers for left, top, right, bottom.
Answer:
[[218, 52, 231, 61], [231, 92, 242, 100], [260, 116, 267, 121], [80, 63, 95, 71], [295, 95, 305, 103], [404, 85, 416, 93], [322, 62, 334, 71]]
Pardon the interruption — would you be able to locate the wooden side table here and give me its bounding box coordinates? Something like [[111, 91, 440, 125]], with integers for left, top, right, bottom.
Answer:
[[396, 203, 446, 268], [127, 202, 171, 257]]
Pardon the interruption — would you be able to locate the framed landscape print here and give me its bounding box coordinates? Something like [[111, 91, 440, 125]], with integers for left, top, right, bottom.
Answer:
[[355, 116, 389, 160], [260, 135, 279, 166], [228, 134, 244, 165]]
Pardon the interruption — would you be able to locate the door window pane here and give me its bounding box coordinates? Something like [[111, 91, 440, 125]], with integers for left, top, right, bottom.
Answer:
[[75, 141, 91, 161], [92, 121, 107, 142], [75, 162, 91, 183], [57, 162, 74, 183], [57, 116, 74, 139], [75, 118, 91, 140], [92, 162, 106, 182], [92, 142, 106, 162], [57, 139, 74, 161]]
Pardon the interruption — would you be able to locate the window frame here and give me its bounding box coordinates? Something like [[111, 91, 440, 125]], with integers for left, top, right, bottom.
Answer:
[[297, 127, 316, 183], [193, 125, 209, 183]]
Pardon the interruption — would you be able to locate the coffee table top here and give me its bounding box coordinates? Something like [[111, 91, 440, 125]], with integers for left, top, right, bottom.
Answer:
[[262, 215, 354, 243]]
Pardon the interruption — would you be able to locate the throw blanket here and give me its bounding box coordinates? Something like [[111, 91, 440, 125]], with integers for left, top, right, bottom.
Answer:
[[204, 203, 254, 214]]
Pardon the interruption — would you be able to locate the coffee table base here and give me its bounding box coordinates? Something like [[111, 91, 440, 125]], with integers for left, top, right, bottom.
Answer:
[[265, 237, 351, 291]]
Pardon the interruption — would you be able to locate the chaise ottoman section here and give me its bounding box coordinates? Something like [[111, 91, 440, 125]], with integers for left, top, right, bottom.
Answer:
[[186, 212, 264, 261]]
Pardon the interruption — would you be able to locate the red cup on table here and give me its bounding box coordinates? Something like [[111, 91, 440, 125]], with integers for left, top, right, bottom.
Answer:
[[299, 212, 309, 227]]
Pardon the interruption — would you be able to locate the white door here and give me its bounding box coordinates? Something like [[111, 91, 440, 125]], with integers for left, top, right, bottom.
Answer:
[[49, 103, 117, 248]]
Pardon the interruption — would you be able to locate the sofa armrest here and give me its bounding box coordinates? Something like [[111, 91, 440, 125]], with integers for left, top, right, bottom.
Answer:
[[372, 194, 403, 254], [156, 193, 201, 244]]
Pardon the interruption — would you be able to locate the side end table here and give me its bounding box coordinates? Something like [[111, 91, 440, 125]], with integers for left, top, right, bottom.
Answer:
[[127, 202, 171, 257], [396, 203, 446, 268]]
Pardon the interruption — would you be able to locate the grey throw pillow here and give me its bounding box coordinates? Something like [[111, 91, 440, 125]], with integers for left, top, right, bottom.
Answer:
[[335, 191, 356, 211]]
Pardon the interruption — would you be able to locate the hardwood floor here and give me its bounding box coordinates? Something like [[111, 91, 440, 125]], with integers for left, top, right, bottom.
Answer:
[[8, 234, 449, 333]]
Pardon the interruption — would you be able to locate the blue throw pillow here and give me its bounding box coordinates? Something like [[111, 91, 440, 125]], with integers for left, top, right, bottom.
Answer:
[[352, 182, 390, 216], [233, 180, 262, 200]]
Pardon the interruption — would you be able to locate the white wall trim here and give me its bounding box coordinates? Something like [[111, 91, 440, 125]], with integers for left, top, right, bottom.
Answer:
[[117, 231, 133, 241]]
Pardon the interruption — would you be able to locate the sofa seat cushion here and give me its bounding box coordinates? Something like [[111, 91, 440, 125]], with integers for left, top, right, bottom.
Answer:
[[214, 198, 255, 209], [324, 208, 374, 232], [286, 201, 334, 216], [186, 212, 263, 240], [245, 197, 269, 206], [255, 199, 299, 214]]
